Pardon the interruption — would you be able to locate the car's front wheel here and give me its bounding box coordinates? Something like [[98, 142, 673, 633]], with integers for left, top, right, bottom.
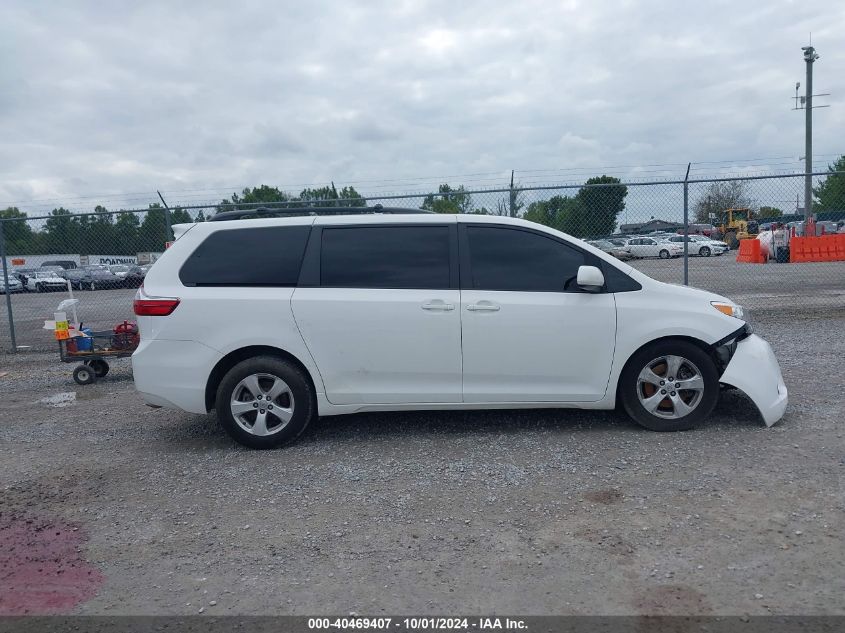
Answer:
[[215, 356, 316, 449], [619, 340, 719, 431], [700, 246, 711, 257]]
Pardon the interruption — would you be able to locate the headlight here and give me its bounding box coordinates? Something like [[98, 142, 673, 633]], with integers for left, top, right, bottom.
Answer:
[[711, 301, 745, 320]]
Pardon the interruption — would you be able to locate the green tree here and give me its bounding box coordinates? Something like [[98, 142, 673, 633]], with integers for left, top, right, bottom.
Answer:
[[195, 210, 206, 222], [758, 206, 784, 219], [171, 207, 193, 224], [218, 185, 291, 214], [693, 180, 754, 223], [0, 207, 38, 254], [295, 183, 366, 207], [522, 195, 580, 233], [114, 212, 141, 255], [138, 203, 170, 252], [813, 155, 845, 212], [421, 184, 472, 214], [44, 208, 81, 254], [574, 176, 628, 238], [85, 206, 118, 253]]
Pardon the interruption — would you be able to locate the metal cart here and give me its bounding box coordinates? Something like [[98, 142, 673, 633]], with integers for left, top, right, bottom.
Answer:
[[59, 329, 139, 385]]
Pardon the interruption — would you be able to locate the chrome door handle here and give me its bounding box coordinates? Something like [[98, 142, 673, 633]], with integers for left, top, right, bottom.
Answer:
[[422, 302, 455, 311], [466, 303, 500, 312]]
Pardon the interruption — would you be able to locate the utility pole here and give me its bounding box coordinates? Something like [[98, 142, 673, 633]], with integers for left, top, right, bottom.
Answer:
[[793, 44, 829, 223], [802, 45, 817, 222]]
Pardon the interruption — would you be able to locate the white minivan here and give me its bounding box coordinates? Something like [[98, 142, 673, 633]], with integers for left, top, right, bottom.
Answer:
[[132, 208, 787, 448]]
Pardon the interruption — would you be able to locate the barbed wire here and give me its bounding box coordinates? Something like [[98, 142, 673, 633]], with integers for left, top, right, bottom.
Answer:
[[2, 154, 843, 212]]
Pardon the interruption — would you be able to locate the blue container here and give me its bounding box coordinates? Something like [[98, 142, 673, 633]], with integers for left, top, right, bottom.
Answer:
[[76, 327, 94, 351]]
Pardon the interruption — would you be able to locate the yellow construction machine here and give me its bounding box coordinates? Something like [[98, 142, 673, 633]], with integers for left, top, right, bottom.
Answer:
[[712, 207, 759, 249]]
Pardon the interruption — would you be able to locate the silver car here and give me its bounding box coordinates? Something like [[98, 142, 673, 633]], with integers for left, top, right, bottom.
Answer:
[[0, 276, 24, 294]]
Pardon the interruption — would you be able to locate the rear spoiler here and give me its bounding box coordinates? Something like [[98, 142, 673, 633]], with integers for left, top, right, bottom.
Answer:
[[171, 223, 197, 241]]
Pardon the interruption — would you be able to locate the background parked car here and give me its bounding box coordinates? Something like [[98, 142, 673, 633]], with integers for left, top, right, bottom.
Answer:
[[625, 237, 683, 259], [588, 239, 634, 260], [63, 265, 123, 290], [109, 264, 132, 280], [666, 234, 729, 257], [26, 270, 68, 292], [0, 276, 24, 294], [122, 265, 148, 288], [13, 268, 40, 287]]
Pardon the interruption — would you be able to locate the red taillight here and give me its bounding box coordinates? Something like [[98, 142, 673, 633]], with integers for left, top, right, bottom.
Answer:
[[133, 298, 180, 316]]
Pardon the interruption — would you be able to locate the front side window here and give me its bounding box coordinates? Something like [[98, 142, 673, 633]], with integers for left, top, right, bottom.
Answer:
[[180, 225, 311, 286], [320, 226, 451, 289], [465, 225, 585, 292]]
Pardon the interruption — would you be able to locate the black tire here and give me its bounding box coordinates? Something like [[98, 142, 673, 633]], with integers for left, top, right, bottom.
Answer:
[[700, 246, 711, 257], [36, 283, 43, 293], [658, 249, 670, 259], [73, 364, 97, 385], [86, 359, 109, 378], [89, 281, 96, 291], [215, 356, 316, 449], [619, 340, 719, 432]]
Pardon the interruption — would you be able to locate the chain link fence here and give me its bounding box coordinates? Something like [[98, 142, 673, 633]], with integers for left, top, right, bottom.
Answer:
[[2, 172, 844, 352]]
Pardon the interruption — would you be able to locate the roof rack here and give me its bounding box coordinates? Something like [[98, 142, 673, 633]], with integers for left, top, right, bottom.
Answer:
[[207, 204, 433, 222]]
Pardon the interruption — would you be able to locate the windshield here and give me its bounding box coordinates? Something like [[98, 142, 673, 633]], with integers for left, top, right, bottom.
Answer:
[[110, 265, 130, 273]]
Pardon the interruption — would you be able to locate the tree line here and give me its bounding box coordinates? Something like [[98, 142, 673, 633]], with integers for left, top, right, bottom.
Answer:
[[0, 204, 197, 257], [0, 175, 631, 255]]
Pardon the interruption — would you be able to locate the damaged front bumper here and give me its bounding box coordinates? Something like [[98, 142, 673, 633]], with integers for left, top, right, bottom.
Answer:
[[718, 332, 788, 426]]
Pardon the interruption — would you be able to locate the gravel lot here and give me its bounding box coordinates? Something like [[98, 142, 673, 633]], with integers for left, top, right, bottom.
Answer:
[[1, 301, 843, 616]]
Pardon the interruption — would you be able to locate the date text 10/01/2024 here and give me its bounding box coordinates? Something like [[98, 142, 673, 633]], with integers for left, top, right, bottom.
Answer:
[[307, 617, 528, 630]]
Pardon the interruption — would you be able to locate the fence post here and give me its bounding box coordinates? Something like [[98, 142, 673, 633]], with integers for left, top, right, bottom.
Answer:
[[157, 190, 173, 244], [508, 170, 516, 217], [0, 219, 18, 352], [683, 163, 691, 286]]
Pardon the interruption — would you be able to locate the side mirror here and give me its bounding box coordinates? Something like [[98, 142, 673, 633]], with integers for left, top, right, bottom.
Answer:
[[576, 265, 605, 293]]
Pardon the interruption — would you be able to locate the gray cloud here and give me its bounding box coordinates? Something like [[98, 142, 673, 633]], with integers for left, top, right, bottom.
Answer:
[[0, 0, 843, 211]]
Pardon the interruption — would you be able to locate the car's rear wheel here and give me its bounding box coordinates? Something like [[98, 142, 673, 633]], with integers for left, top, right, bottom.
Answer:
[[215, 356, 315, 449], [36, 283, 43, 293], [700, 246, 711, 257], [89, 281, 96, 291], [659, 249, 670, 259], [619, 340, 719, 431]]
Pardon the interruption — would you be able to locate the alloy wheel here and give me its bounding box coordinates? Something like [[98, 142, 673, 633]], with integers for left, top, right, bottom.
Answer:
[[636, 355, 705, 419], [229, 373, 295, 436]]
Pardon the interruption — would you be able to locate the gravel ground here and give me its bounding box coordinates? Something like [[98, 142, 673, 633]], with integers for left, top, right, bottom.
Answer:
[[0, 305, 843, 616]]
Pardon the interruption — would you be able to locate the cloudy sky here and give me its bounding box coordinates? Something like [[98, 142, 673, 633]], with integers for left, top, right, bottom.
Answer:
[[1, 0, 843, 213]]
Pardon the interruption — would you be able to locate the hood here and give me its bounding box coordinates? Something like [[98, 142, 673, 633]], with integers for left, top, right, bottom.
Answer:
[[625, 266, 735, 305]]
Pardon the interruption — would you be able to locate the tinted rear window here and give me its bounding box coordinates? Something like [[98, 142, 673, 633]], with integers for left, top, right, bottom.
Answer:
[[179, 225, 311, 286], [321, 226, 450, 289]]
